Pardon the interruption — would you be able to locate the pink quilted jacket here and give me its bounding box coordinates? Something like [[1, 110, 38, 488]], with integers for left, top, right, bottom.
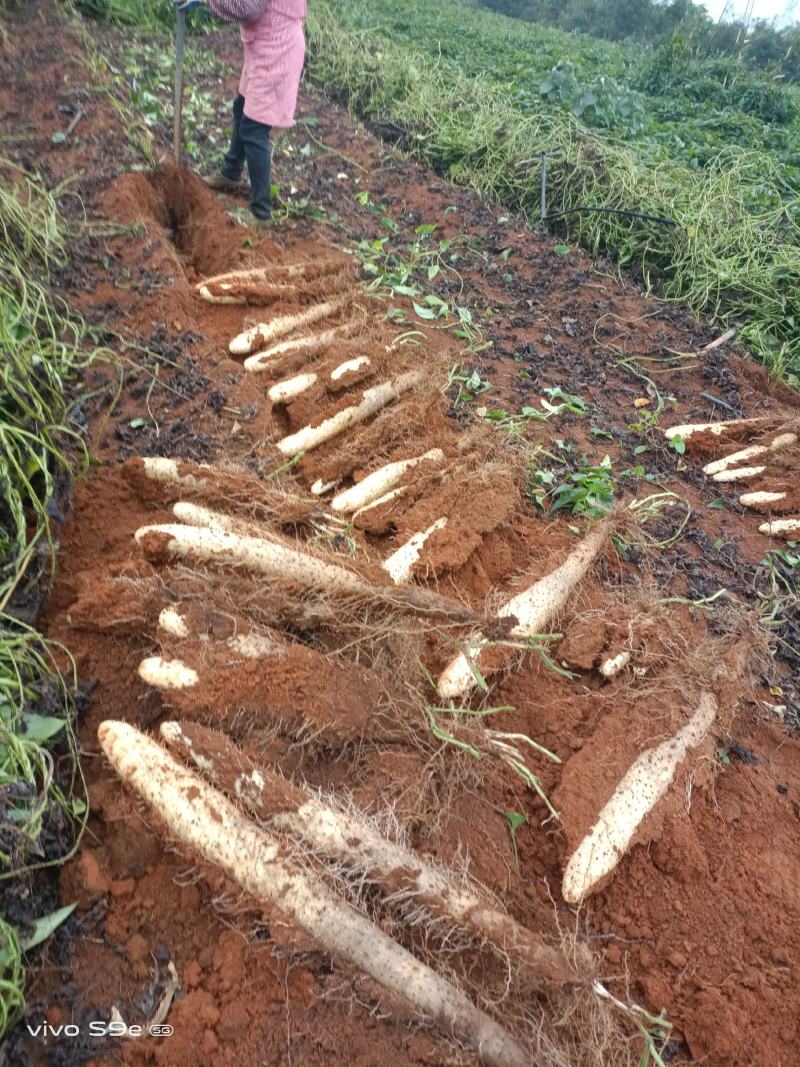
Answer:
[[209, 0, 307, 127]]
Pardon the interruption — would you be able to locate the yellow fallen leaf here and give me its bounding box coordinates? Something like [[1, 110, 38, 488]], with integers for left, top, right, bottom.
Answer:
[[634, 398, 651, 408]]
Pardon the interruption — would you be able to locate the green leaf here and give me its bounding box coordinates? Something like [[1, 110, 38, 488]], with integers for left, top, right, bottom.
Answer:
[[504, 812, 526, 833], [669, 434, 686, 455], [412, 301, 437, 320], [633, 444, 648, 455], [21, 714, 66, 744], [129, 417, 147, 429], [553, 244, 571, 254], [20, 904, 76, 955], [708, 498, 726, 510], [502, 811, 525, 867]]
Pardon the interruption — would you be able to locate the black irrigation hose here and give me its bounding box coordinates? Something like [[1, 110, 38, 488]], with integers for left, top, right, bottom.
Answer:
[[537, 150, 678, 229], [543, 206, 679, 226]]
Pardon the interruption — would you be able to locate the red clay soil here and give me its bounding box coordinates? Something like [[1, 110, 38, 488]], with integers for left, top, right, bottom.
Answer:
[[4, 5, 800, 1067]]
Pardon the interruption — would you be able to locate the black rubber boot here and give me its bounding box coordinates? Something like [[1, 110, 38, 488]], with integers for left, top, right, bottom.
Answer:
[[239, 112, 273, 221], [221, 94, 246, 181]]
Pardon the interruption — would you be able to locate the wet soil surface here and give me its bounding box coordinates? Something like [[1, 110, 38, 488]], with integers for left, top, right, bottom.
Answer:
[[2, 5, 800, 1067]]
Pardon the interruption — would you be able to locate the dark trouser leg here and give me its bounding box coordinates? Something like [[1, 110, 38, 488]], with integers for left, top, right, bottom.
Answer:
[[239, 113, 272, 220], [222, 94, 246, 180]]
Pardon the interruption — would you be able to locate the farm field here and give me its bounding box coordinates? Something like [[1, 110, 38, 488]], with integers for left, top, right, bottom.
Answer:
[[1, 2, 800, 1067], [305, 0, 800, 388]]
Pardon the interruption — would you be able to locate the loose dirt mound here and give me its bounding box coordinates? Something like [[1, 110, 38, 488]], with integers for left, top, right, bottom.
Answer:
[[5, 8, 800, 1067]]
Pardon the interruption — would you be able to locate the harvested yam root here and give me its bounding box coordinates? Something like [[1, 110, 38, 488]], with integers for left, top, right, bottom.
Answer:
[[599, 650, 632, 679], [230, 298, 348, 356], [385, 465, 519, 575], [562, 643, 749, 904], [267, 357, 372, 404], [438, 519, 613, 701], [664, 417, 800, 535], [134, 516, 488, 628], [759, 517, 800, 537], [268, 372, 319, 403], [383, 517, 448, 584], [562, 690, 718, 904], [243, 321, 361, 373], [664, 415, 777, 442], [98, 721, 528, 1067], [330, 448, 445, 514], [161, 719, 580, 988], [139, 606, 403, 743], [197, 259, 347, 305], [278, 372, 423, 456], [124, 456, 323, 528], [298, 393, 447, 497]]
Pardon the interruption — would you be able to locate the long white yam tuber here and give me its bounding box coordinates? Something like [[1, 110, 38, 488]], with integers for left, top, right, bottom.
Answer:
[[711, 464, 765, 483], [739, 490, 787, 508], [702, 432, 796, 476], [664, 417, 773, 440], [161, 720, 577, 987], [99, 722, 526, 1067], [136, 522, 372, 597], [197, 281, 293, 305], [158, 607, 190, 638], [561, 691, 717, 905], [268, 373, 318, 403], [383, 518, 448, 584], [140, 457, 209, 491], [171, 500, 262, 538], [243, 323, 357, 372], [759, 517, 800, 538], [197, 263, 339, 303], [353, 486, 409, 520], [438, 520, 612, 700], [197, 260, 345, 305], [278, 373, 421, 456], [331, 449, 444, 514], [230, 299, 345, 356], [134, 520, 482, 626], [311, 478, 339, 496], [599, 650, 631, 679], [330, 356, 370, 380], [138, 656, 198, 689], [132, 459, 320, 524], [268, 357, 373, 404]]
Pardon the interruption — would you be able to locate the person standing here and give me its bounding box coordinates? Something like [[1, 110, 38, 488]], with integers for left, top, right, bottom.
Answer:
[[176, 0, 308, 220]]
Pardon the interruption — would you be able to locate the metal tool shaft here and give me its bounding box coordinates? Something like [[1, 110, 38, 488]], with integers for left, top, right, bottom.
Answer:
[[173, 8, 187, 161]]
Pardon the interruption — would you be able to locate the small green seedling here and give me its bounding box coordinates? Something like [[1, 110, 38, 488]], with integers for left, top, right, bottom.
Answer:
[[503, 811, 527, 870]]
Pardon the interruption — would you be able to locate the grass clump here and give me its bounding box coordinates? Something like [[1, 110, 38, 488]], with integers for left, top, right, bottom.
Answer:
[[0, 165, 97, 1038], [0, 168, 93, 600]]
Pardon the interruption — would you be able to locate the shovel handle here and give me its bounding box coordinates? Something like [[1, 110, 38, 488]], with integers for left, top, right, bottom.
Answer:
[[173, 8, 187, 161]]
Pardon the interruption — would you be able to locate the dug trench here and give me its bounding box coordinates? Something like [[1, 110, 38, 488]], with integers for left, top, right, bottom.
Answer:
[[4, 6, 800, 1067]]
